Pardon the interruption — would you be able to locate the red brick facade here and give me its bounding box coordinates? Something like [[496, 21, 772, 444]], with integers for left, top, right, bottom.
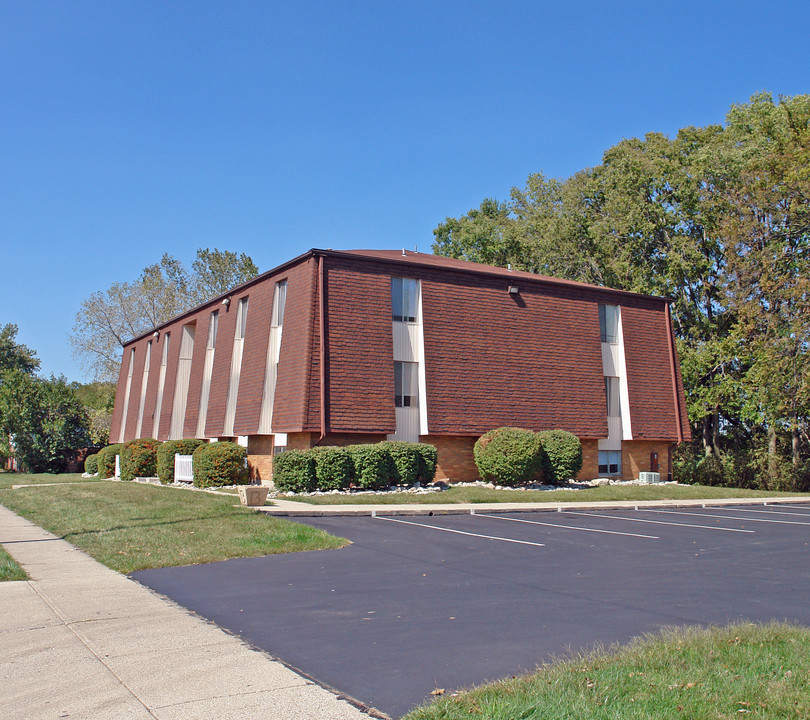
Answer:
[[110, 249, 690, 482]]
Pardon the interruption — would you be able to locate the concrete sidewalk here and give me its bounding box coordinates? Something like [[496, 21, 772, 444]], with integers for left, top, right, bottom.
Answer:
[[259, 493, 810, 516], [0, 504, 376, 720]]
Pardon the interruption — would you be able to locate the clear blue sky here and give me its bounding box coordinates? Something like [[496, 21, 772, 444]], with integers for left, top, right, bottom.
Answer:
[[3, 1, 809, 381]]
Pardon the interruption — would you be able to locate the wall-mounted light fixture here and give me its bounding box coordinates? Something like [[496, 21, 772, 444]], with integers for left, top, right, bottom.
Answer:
[[221, 297, 231, 307], [508, 285, 520, 295], [152, 331, 160, 339]]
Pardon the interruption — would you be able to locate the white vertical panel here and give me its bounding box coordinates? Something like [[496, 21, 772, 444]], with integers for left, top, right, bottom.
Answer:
[[599, 305, 632, 442], [169, 324, 195, 440], [224, 298, 248, 437], [389, 279, 428, 442], [153, 333, 170, 437], [118, 348, 135, 442], [135, 340, 151, 438], [196, 311, 218, 438], [259, 281, 286, 434]]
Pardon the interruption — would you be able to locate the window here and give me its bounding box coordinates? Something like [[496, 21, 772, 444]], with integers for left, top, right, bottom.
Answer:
[[272, 280, 287, 328], [394, 361, 418, 407], [599, 304, 619, 343], [391, 277, 419, 322], [604, 376, 620, 417], [598, 450, 621, 475]]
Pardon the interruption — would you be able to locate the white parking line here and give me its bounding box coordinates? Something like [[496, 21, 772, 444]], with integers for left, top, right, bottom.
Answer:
[[644, 509, 810, 526], [475, 513, 659, 539], [563, 510, 755, 534], [375, 515, 545, 547], [731, 507, 810, 517]]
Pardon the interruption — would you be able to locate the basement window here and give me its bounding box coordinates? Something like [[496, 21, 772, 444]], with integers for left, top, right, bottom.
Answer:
[[598, 450, 621, 475]]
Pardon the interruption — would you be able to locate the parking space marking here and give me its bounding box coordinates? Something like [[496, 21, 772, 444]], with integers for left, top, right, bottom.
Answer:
[[644, 509, 810, 526], [732, 507, 810, 518], [563, 510, 755, 534], [475, 513, 659, 539], [375, 515, 546, 547]]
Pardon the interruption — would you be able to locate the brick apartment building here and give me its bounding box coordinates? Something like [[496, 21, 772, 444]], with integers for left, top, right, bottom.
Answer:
[[109, 249, 690, 483]]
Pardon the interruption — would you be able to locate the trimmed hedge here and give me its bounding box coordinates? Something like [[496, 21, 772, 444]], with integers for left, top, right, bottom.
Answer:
[[473, 427, 546, 486], [97, 443, 123, 478], [192, 441, 249, 488], [120, 438, 161, 482], [537, 429, 583, 484], [157, 438, 207, 484], [273, 449, 317, 493], [84, 453, 99, 475], [346, 444, 396, 490], [414, 443, 438, 485], [381, 441, 420, 486], [312, 446, 353, 490]]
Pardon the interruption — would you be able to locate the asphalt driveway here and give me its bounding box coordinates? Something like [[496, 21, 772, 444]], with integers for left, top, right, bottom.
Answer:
[[132, 503, 810, 718]]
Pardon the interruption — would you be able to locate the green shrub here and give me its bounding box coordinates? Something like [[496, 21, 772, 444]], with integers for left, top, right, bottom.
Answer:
[[380, 441, 421, 486], [347, 444, 396, 490], [537, 429, 582, 484], [97, 443, 123, 478], [84, 453, 99, 475], [156, 438, 207, 484], [414, 443, 438, 485], [120, 438, 161, 481], [192, 441, 249, 488], [312, 446, 354, 490], [473, 427, 545, 486], [273, 449, 317, 493]]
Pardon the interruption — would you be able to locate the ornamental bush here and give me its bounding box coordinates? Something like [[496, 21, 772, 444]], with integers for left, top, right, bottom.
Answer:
[[346, 444, 396, 490], [473, 427, 546, 486], [414, 443, 438, 485], [156, 438, 206, 484], [192, 441, 249, 488], [120, 438, 161, 481], [380, 441, 421, 486], [312, 446, 353, 490], [84, 453, 99, 475], [537, 429, 583, 484], [273, 449, 317, 493], [97, 443, 123, 478]]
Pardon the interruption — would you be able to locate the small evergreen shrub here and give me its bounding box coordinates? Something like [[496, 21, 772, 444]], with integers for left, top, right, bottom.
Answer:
[[312, 446, 354, 490], [347, 444, 396, 490], [273, 449, 317, 493], [380, 441, 421, 486], [192, 441, 249, 488], [84, 453, 99, 475], [537, 429, 582, 484], [156, 438, 206, 484], [97, 443, 123, 478], [414, 443, 438, 485], [473, 427, 545, 486], [120, 438, 161, 481]]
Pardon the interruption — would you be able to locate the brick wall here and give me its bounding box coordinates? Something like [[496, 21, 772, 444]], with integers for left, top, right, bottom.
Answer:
[[247, 435, 275, 485], [422, 434, 479, 483]]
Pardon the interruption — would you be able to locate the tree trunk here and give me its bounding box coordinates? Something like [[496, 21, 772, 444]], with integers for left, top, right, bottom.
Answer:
[[768, 424, 778, 479], [792, 420, 800, 468], [712, 407, 721, 454], [702, 415, 714, 457]]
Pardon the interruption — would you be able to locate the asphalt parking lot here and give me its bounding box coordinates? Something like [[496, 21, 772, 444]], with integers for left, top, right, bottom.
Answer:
[[133, 503, 810, 718]]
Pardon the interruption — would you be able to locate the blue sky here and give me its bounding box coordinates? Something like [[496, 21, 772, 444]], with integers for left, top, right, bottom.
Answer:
[[3, 1, 809, 381]]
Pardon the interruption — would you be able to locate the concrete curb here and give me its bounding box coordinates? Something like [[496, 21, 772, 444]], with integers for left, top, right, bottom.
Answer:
[[256, 495, 810, 517]]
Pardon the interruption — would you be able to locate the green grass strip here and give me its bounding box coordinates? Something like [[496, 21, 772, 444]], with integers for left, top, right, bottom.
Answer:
[[406, 622, 810, 720], [0, 479, 346, 573], [0, 544, 27, 581], [288, 483, 806, 505]]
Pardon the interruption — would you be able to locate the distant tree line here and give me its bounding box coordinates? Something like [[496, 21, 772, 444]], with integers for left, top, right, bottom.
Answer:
[[71, 248, 258, 383], [433, 93, 810, 490]]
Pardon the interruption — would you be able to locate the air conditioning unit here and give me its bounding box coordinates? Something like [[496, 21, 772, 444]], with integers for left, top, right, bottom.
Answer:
[[638, 472, 661, 484]]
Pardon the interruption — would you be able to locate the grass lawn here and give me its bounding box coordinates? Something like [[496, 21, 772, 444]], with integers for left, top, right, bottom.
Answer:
[[0, 471, 104, 490], [0, 475, 346, 573], [405, 622, 810, 720], [287, 483, 806, 505], [0, 544, 27, 581]]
